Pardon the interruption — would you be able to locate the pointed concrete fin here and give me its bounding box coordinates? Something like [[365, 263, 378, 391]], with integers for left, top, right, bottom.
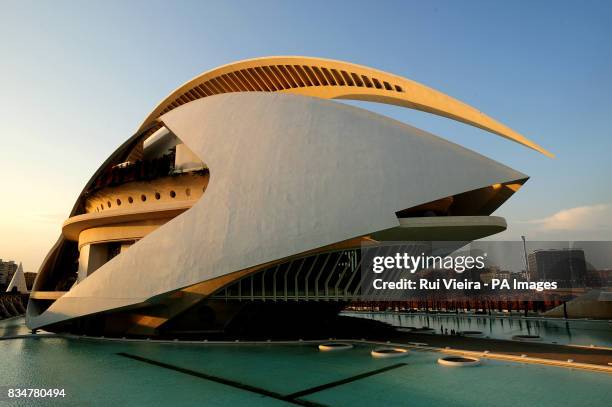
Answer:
[[6, 262, 28, 293]]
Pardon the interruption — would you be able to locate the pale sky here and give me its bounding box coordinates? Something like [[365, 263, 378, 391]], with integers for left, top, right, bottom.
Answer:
[[1, 0, 611, 272]]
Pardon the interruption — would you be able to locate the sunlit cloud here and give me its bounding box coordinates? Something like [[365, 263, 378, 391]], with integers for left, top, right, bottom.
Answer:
[[527, 204, 612, 231], [18, 211, 67, 225]]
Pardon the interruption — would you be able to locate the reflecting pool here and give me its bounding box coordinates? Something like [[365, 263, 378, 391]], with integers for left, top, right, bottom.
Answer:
[[343, 311, 612, 347], [0, 320, 611, 406]]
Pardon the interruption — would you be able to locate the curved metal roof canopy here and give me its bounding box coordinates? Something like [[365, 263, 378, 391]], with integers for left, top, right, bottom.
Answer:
[[139, 56, 552, 157]]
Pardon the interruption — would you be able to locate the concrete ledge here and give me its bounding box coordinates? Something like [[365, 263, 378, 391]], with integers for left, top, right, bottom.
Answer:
[[373, 216, 507, 241], [44, 334, 612, 375], [0, 333, 59, 341]]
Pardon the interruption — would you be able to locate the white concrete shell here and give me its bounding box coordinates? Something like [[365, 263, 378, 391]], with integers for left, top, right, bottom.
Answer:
[[27, 93, 527, 330]]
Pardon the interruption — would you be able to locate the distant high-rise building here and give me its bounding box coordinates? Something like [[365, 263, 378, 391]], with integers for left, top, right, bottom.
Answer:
[[0, 260, 18, 286], [528, 249, 586, 287], [479, 268, 511, 284]]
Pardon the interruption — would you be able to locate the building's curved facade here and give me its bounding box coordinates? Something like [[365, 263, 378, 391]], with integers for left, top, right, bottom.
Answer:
[[26, 57, 549, 337]]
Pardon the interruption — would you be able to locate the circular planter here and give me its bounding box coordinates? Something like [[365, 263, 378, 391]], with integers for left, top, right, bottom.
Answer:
[[438, 356, 481, 367], [512, 335, 542, 342], [461, 330, 484, 337], [318, 342, 354, 352], [371, 347, 410, 359], [413, 327, 436, 334], [396, 327, 413, 333]]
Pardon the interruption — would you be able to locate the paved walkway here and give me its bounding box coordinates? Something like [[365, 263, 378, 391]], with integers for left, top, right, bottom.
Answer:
[[387, 331, 612, 367]]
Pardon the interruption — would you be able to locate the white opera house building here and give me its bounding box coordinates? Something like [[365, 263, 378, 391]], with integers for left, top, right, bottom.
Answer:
[[26, 56, 550, 338]]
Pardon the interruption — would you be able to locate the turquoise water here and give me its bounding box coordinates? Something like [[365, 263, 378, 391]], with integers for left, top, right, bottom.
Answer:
[[0, 317, 30, 338], [1, 322, 611, 406], [344, 311, 612, 347]]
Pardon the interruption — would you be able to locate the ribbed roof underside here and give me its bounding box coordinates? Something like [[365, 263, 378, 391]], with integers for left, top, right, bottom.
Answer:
[[138, 56, 552, 157]]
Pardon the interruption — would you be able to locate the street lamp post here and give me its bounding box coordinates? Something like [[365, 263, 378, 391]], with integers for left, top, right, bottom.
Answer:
[[521, 236, 530, 282]]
